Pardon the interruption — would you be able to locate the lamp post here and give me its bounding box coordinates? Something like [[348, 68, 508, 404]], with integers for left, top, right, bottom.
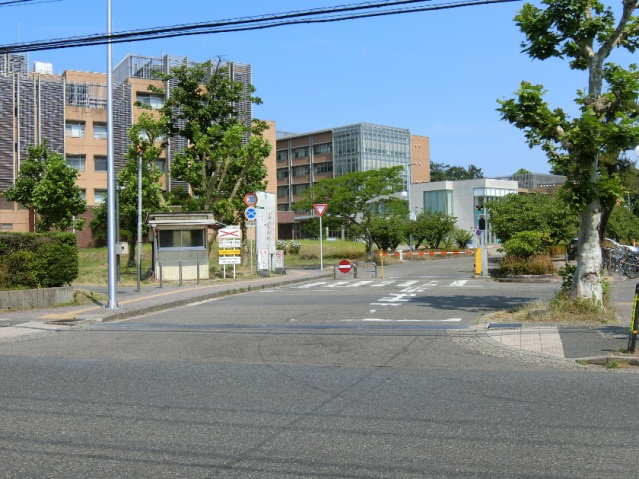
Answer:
[[402, 162, 420, 250], [136, 147, 143, 293]]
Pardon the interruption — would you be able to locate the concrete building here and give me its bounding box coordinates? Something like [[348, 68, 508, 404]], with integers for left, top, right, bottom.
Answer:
[[0, 52, 267, 247], [410, 178, 519, 244], [275, 123, 430, 239]]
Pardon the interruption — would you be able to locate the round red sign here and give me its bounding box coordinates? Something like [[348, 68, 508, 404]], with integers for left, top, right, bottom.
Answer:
[[337, 259, 352, 274]]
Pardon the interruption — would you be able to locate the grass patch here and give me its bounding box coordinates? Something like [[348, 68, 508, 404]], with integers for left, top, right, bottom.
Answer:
[[495, 297, 616, 324]]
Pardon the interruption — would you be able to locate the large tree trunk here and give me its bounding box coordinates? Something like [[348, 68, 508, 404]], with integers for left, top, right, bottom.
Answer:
[[570, 200, 603, 305]]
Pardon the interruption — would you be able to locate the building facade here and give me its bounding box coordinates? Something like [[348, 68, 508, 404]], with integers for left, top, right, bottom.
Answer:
[[0, 53, 263, 246], [410, 178, 519, 244], [275, 123, 430, 239]]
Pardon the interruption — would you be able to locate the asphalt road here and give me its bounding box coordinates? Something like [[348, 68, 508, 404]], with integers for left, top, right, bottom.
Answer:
[[1, 257, 637, 478]]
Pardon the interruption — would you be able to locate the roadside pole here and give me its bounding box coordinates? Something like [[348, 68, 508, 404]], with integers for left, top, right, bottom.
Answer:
[[313, 204, 327, 272], [628, 283, 639, 353]]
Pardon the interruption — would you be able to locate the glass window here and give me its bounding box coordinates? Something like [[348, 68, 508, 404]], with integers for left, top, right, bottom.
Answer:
[[65, 121, 85, 138], [137, 93, 164, 109], [313, 143, 332, 155], [94, 156, 107, 172], [158, 229, 205, 249], [277, 169, 289, 180], [292, 147, 309, 159], [94, 189, 106, 204], [277, 204, 289, 212], [423, 190, 453, 214], [276, 150, 289, 162], [155, 159, 166, 173], [292, 165, 310, 177], [66, 155, 86, 172], [292, 183, 309, 196], [93, 123, 107, 139], [313, 162, 333, 174], [277, 186, 289, 198]]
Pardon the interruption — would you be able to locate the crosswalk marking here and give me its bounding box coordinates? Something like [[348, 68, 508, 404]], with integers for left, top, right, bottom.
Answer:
[[369, 281, 397, 287], [295, 279, 472, 290], [345, 281, 373, 287]]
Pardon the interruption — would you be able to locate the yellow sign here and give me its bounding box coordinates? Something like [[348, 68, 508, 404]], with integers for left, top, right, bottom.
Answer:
[[218, 249, 241, 255]]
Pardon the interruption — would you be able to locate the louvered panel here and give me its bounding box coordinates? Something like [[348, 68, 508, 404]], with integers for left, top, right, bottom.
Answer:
[[0, 76, 15, 190], [39, 80, 65, 153]]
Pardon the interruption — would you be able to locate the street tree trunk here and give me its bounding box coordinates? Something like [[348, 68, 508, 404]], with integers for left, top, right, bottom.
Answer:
[[571, 199, 603, 305]]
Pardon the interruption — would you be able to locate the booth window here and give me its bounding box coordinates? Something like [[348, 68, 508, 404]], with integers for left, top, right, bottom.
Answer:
[[158, 229, 205, 249]]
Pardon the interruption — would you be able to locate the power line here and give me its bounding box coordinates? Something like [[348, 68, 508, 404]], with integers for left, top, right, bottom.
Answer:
[[0, 0, 62, 7], [0, 0, 519, 55]]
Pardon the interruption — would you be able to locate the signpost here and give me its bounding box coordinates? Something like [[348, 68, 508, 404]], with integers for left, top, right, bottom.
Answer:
[[244, 192, 258, 207], [337, 259, 352, 274], [218, 226, 241, 278], [313, 204, 327, 271]]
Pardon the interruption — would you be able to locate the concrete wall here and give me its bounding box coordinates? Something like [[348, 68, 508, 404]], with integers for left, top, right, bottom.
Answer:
[[0, 286, 75, 310]]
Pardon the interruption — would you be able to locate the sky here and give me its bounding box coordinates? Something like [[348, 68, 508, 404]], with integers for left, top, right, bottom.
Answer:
[[0, 0, 634, 177]]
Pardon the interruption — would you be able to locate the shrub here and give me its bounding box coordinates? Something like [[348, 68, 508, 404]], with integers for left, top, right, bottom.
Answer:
[[288, 241, 301, 254], [276, 240, 287, 251], [453, 228, 473, 249], [0, 232, 78, 288], [500, 254, 554, 275], [501, 231, 552, 259]]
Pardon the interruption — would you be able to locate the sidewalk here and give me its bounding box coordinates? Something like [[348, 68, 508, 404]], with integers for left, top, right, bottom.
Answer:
[[0, 267, 333, 326]]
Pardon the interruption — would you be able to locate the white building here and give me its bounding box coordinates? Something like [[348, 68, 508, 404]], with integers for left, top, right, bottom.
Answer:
[[410, 178, 519, 244]]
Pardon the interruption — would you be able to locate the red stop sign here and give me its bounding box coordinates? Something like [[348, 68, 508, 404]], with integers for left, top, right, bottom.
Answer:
[[338, 259, 352, 274]]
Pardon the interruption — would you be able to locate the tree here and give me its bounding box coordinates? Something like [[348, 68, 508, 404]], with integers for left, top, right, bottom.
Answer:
[[430, 162, 484, 181], [497, 0, 639, 305], [3, 140, 86, 232], [294, 167, 407, 256], [411, 210, 457, 249], [149, 59, 271, 223], [606, 204, 639, 243], [486, 193, 578, 245], [90, 113, 168, 263], [369, 216, 409, 251]]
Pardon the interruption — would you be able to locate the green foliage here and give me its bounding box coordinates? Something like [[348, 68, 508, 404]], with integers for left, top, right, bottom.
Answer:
[[0, 232, 78, 288], [501, 231, 553, 259], [605, 205, 639, 244], [499, 254, 554, 275], [453, 228, 473, 249], [151, 59, 271, 223], [90, 113, 169, 256], [430, 162, 484, 181], [370, 216, 409, 251], [497, 0, 639, 302], [294, 167, 407, 256], [411, 210, 457, 249], [486, 192, 577, 245], [2, 140, 86, 232]]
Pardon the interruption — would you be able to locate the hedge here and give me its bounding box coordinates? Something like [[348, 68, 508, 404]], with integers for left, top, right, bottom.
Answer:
[[0, 232, 79, 289]]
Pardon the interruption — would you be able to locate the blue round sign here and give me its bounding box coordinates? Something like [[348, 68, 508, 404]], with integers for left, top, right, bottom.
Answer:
[[245, 206, 257, 220]]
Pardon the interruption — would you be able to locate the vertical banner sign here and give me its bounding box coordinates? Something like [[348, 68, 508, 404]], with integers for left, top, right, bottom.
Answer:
[[313, 204, 327, 271], [256, 192, 277, 274]]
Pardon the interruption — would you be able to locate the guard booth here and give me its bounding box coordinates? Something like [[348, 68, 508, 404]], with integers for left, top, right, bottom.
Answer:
[[147, 212, 224, 282]]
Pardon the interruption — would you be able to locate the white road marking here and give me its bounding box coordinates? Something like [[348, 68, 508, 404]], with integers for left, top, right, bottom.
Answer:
[[396, 280, 419, 287], [369, 281, 397, 287], [325, 281, 349, 288], [345, 281, 373, 287], [296, 281, 328, 288], [340, 318, 463, 323], [449, 280, 468, 287]]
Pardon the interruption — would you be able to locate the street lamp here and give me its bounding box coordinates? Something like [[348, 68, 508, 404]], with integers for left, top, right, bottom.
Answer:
[[402, 162, 421, 250]]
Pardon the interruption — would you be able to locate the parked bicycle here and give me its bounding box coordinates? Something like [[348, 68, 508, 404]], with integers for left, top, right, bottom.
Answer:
[[602, 246, 639, 279]]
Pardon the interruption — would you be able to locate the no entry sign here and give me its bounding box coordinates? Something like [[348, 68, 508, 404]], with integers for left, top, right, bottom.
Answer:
[[337, 259, 352, 274]]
